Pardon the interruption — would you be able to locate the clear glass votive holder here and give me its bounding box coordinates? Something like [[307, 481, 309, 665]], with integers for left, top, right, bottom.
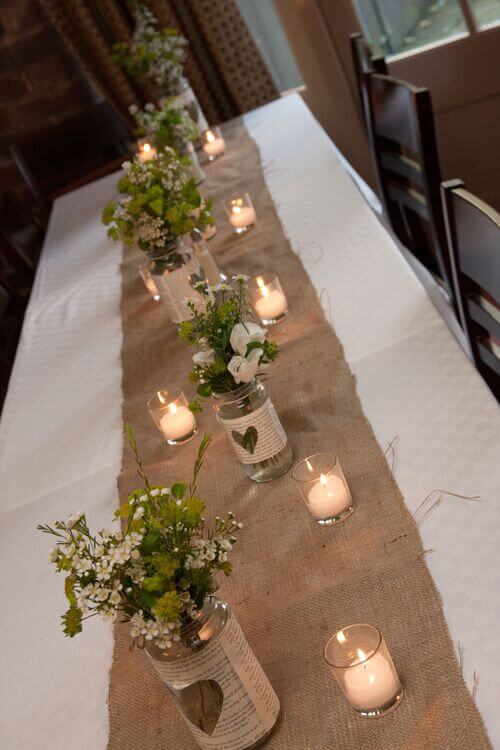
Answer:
[[138, 263, 160, 302], [225, 192, 256, 235], [248, 273, 288, 325], [147, 387, 197, 446], [201, 126, 226, 161], [324, 624, 403, 717], [292, 452, 354, 525], [137, 138, 157, 163]]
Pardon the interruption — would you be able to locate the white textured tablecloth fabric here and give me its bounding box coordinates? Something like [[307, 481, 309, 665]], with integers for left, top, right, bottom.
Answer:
[[0, 172, 123, 749], [244, 93, 500, 746], [1, 94, 499, 748]]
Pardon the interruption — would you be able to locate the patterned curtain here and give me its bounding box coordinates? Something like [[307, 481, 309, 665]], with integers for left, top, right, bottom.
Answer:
[[36, 0, 279, 125]]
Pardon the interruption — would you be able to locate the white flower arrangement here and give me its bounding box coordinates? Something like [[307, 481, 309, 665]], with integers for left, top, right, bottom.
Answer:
[[130, 100, 199, 155], [114, 4, 188, 98], [179, 277, 279, 397], [38, 433, 241, 650]]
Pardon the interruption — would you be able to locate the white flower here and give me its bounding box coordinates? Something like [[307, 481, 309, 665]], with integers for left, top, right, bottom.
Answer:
[[129, 104, 138, 115], [193, 349, 215, 365], [150, 489, 160, 497], [133, 507, 145, 520], [48, 547, 58, 563], [94, 545, 105, 558], [230, 321, 266, 356], [96, 588, 110, 602], [227, 348, 263, 384], [67, 511, 84, 528], [101, 529, 111, 539], [109, 591, 121, 606]]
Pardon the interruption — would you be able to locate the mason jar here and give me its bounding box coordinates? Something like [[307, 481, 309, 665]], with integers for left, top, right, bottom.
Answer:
[[212, 379, 293, 482], [145, 597, 280, 750], [166, 80, 209, 131], [148, 239, 206, 325]]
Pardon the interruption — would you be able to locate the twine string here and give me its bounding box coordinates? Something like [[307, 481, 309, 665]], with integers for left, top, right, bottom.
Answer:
[[414, 489, 481, 525]]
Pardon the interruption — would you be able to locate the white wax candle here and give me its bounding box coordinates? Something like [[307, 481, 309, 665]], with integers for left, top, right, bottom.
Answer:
[[138, 142, 157, 162], [307, 474, 350, 519], [343, 649, 400, 710], [203, 130, 225, 159], [255, 288, 287, 321], [159, 404, 196, 441], [230, 205, 256, 229]]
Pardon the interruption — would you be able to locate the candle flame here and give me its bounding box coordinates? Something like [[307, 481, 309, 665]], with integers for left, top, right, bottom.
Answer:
[[305, 458, 314, 473], [256, 276, 269, 298], [357, 648, 367, 663], [320, 474, 328, 488], [337, 630, 346, 644], [168, 402, 177, 416], [158, 390, 166, 405], [232, 204, 242, 214], [206, 130, 215, 143], [142, 142, 151, 153]]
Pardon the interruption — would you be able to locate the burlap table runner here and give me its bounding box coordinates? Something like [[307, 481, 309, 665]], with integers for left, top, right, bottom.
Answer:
[[108, 118, 490, 749]]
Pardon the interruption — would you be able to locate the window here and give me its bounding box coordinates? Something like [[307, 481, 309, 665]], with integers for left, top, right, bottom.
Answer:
[[352, 0, 470, 57], [469, 0, 500, 29], [236, 0, 303, 93]]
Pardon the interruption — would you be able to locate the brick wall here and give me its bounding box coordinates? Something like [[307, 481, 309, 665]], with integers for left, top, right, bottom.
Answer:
[[0, 0, 97, 196]]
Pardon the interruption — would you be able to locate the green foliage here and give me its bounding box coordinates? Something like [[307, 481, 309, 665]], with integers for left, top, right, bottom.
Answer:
[[132, 101, 199, 154], [179, 278, 280, 396], [113, 5, 187, 98], [62, 605, 82, 637], [101, 151, 212, 255], [38, 430, 242, 648]]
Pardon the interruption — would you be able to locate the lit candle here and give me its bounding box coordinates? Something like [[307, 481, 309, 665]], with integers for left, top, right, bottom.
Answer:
[[202, 129, 225, 160], [137, 141, 157, 162], [229, 202, 256, 230], [159, 402, 196, 442], [343, 647, 401, 710], [254, 276, 287, 322], [307, 473, 351, 520]]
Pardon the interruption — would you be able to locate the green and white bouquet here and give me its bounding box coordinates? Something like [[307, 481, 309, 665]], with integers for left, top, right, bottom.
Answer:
[[179, 277, 280, 397], [130, 100, 199, 155], [38, 433, 241, 649], [102, 150, 213, 256], [113, 4, 187, 98]]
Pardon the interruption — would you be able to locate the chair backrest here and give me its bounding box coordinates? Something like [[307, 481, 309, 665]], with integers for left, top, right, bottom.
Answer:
[[350, 33, 387, 132], [0, 190, 44, 270], [441, 179, 500, 401], [10, 101, 132, 205], [365, 72, 452, 297]]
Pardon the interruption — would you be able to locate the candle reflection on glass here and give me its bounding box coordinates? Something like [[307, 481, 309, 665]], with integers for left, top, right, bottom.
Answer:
[[324, 624, 403, 717], [248, 273, 288, 325], [138, 263, 160, 302], [225, 193, 256, 234], [147, 387, 197, 446], [292, 452, 353, 524], [202, 127, 225, 161]]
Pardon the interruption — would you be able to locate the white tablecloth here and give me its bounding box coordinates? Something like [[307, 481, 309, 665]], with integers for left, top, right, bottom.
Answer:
[[1, 93, 498, 749]]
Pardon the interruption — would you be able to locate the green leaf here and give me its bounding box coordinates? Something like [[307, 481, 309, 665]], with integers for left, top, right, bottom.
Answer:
[[197, 382, 212, 398], [64, 575, 77, 607], [171, 482, 185, 500], [188, 399, 202, 415], [61, 605, 82, 637]]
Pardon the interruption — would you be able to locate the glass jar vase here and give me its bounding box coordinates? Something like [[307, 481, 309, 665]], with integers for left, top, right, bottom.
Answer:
[[148, 239, 206, 325], [167, 80, 209, 131], [145, 597, 280, 750], [212, 379, 293, 482]]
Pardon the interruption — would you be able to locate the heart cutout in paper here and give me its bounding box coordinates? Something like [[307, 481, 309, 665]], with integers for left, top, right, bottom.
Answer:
[[174, 679, 224, 736], [231, 426, 258, 454]]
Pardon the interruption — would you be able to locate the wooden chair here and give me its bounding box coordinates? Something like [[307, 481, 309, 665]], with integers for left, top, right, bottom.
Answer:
[[365, 72, 452, 298], [441, 179, 500, 401], [350, 32, 387, 133], [0, 190, 44, 271], [10, 101, 132, 209]]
